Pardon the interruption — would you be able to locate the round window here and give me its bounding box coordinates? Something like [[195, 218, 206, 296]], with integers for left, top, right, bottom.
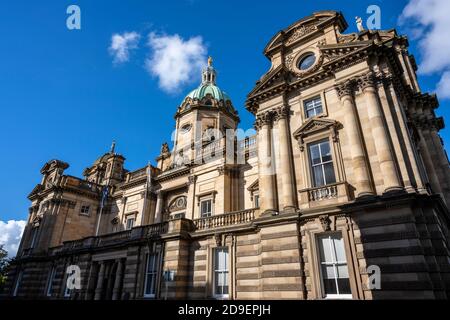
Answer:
[[298, 53, 316, 71]]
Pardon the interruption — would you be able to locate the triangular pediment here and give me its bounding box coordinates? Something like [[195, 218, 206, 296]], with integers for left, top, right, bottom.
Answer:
[[247, 179, 259, 192], [293, 117, 341, 139]]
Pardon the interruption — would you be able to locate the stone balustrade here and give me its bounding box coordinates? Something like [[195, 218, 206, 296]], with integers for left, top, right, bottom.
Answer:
[[193, 209, 257, 231], [299, 182, 351, 209]]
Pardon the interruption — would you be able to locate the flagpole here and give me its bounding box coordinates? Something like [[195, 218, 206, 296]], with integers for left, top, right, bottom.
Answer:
[[141, 162, 151, 226]]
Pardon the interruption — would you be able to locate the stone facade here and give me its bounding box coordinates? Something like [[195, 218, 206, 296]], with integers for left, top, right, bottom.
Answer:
[[2, 11, 450, 300]]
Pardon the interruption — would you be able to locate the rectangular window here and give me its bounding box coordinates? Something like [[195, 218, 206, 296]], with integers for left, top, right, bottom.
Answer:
[[200, 199, 212, 218], [213, 247, 229, 299], [317, 233, 352, 299], [254, 194, 260, 208], [46, 267, 56, 297], [144, 253, 158, 298], [13, 271, 23, 297], [309, 140, 336, 187], [304, 96, 323, 118], [80, 205, 90, 215], [126, 217, 135, 230]]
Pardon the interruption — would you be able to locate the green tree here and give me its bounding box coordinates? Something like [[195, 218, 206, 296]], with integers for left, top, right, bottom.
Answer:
[[0, 245, 10, 290]]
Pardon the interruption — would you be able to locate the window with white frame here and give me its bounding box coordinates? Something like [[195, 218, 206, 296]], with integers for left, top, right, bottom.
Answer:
[[80, 205, 90, 215], [46, 267, 56, 297], [304, 96, 323, 118], [213, 247, 229, 299], [13, 271, 23, 297], [309, 140, 336, 187], [126, 217, 135, 230], [317, 233, 352, 299], [200, 199, 212, 218], [144, 253, 158, 298]]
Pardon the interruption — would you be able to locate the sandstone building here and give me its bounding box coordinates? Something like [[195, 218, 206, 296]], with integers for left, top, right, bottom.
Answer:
[[3, 11, 450, 300]]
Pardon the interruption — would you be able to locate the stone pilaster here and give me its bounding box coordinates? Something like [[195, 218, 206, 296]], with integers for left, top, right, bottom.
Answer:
[[154, 192, 164, 223], [358, 72, 402, 192], [335, 81, 373, 197]]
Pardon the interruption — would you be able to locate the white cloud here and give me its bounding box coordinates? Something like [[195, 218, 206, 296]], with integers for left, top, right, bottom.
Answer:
[[436, 71, 450, 99], [145, 32, 207, 93], [399, 0, 450, 98], [0, 220, 26, 258], [109, 32, 141, 64]]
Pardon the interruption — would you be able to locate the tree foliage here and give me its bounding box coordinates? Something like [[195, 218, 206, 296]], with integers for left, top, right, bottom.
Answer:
[[0, 245, 10, 290]]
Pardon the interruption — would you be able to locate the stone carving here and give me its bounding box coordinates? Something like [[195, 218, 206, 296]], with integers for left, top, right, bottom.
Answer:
[[356, 16, 365, 32], [273, 105, 290, 121], [254, 110, 274, 130], [286, 24, 318, 45], [168, 196, 187, 213], [161, 142, 170, 155], [357, 72, 376, 91], [319, 215, 332, 231], [335, 81, 353, 99]]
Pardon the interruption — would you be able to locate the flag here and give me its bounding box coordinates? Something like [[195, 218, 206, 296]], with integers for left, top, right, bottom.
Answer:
[[100, 185, 109, 209]]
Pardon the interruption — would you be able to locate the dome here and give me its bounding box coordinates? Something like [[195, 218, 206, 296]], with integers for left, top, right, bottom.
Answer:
[[177, 57, 238, 118], [186, 83, 232, 102]]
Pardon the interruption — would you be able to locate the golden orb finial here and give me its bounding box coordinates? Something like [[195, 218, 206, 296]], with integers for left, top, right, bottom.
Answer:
[[208, 56, 213, 67]]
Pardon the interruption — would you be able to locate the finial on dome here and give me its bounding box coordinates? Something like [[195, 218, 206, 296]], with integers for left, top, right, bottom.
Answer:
[[110, 140, 116, 154], [202, 56, 217, 85]]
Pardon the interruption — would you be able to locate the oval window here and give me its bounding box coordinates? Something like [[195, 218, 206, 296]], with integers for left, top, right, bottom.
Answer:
[[180, 124, 191, 133], [298, 53, 316, 71]]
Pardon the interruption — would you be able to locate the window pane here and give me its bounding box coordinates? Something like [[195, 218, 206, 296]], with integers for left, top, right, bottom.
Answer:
[[309, 144, 321, 165], [332, 236, 346, 262], [318, 237, 333, 263], [323, 163, 336, 185], [337, 278, 351, 294], [313, 165, 325, 187], [320, 142, 332, 162]]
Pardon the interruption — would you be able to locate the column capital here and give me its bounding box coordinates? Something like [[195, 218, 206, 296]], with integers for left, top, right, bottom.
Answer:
[[273, 105, 290, 122], [254, 110, 274, 131], [335, 80, 353, 100], [357, 72, 377, 91]]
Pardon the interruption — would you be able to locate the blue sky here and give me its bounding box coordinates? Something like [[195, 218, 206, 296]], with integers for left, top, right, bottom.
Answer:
[[0, 0, 449, 247]]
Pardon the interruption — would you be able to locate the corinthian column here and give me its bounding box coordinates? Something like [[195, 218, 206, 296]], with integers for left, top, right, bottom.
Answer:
[[336, 81, 373, 197], [359, 72, 402, 192], [256, 111, 277, 215], [274, 105, 296, 212]]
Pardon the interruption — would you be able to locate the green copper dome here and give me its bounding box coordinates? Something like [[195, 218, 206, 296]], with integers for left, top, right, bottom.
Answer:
[[186, 83, 232, 102]]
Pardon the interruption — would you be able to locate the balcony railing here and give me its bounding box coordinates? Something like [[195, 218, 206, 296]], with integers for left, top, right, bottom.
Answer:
[[309, 184, 339, 201], [193, 209, 256, 231], [299, 182, 351, 208]]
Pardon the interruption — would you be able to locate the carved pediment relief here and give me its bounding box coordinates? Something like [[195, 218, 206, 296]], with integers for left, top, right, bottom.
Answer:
[[168, 196, 187, 213], [264, 11, 347, 55], [293, 118, 342, 151]]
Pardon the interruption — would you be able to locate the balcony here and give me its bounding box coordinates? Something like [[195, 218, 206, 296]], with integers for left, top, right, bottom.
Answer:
[[299, 182, 352, 209], [193, 208, 257, 231]]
